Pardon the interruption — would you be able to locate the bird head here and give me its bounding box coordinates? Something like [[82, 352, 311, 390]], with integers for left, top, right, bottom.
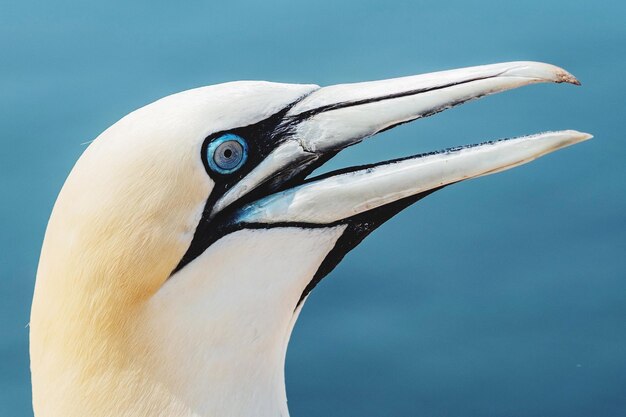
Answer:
[[31, 62, 590, 417]]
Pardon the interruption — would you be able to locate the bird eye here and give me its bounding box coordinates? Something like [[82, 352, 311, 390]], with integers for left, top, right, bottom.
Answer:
[[206, 134, 248, 174]]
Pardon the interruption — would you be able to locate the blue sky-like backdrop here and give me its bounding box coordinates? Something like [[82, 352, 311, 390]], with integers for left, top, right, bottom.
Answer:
[[1, 1, 625, 416]]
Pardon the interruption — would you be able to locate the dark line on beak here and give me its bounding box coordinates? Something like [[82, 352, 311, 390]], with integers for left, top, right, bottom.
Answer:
[[286, 73, 502, 121]]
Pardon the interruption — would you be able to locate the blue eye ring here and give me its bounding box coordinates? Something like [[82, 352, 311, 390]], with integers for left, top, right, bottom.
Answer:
[[206, 134, 248, 174]]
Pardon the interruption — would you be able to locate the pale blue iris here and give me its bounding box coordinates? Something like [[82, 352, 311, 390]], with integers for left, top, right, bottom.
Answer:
[[207, 134, 248, 174]]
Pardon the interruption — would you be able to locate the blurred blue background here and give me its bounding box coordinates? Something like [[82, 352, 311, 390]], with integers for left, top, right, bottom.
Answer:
[[2, 1, 625, 416]]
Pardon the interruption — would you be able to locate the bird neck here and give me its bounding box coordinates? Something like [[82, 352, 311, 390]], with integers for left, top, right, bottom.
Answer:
[[136, 226, 345, 417], [31, 226, 345, 417], [136, 295, 305, 417]]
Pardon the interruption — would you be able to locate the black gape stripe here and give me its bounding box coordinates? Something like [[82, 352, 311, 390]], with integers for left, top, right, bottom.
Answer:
[[174, 184, 444, 308], [173, 106, 297, 274], [173, 94, 334, 274]]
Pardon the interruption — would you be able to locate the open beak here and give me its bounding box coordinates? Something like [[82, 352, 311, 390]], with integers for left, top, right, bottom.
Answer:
[[213, 61, 591, 225]]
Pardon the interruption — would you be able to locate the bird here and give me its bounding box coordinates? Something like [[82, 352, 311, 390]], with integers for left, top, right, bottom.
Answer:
[[30, 61, 591, 417]]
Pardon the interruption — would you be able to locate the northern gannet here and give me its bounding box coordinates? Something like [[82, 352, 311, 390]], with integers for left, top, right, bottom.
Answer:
[[30, 61, 591, 417]]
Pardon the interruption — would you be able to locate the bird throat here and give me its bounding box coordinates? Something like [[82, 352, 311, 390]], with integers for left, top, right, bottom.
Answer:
[[139, 226, 346, 416]]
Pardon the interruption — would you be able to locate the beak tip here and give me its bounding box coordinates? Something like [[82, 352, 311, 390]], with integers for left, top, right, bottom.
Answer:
[[504, 62, 581, 86], [556, 70, 581, 86], [561, 130, 593, 145]]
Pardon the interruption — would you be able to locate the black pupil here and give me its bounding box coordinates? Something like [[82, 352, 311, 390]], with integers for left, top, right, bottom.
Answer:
[[223, 149, 233, 158]]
